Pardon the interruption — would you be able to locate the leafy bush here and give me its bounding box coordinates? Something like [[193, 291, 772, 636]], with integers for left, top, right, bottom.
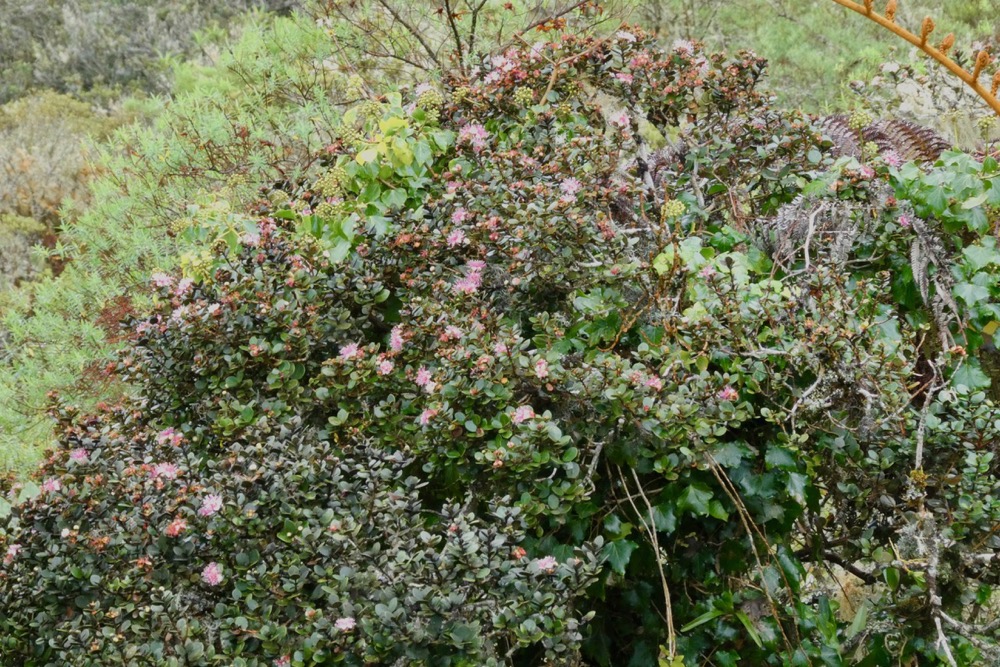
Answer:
[[0, 91, 123, 228], [5, 6, 1000, 667], [0, 214, 44, 290], [0, 404, 599, 665], [0, 0, 302, 103]]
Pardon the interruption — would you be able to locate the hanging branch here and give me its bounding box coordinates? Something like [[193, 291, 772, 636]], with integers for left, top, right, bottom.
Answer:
[[829, 0, 1000, 117]]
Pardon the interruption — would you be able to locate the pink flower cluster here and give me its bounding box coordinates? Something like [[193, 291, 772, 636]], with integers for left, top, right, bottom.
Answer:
[[202, 562, 224, 586], [717, 385, 739, 402], [41, 478, 61, 494], [377, 356, 394, 375], [512, 405, 535, 424], [339, 343, 362, 361], [415, 366, 437, 393], [390, 325, 406, 352], [166, 518, 187, 537], [534, 555, 559, 573], [69, 448, 88, 462], [335, 616, 357, 631], [199, 494, 223, 517], [151, 463, 180, 480], [156, 427, 184, 447], [458, 123, 490, 153], [151, 273, 173, 288], [453, 260, 485, 295], [418, 408, 439, 426], [4, 543, 22, 565]]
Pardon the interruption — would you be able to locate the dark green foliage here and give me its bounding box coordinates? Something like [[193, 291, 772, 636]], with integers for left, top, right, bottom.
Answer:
[[4, 6, 1000, 667]]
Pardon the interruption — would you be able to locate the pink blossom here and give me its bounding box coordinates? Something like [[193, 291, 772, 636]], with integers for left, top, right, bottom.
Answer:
[[69, 448, 88, 462], [447, 229, 467, 247], [242, 232, 261, 247], [274, 656, 291, 667], [166, 518, 187, 537], [512, 405, 535, 424], [859, 165, 875, 179], [418, 408, 438, 426], [898, 215, 912, 228], [415, 367, 433, 388], [339, 343, 361, 361], [201, 562, 224, 586], [41, 478, 61, 494], [645, 376, 663, 391], [614, 72, 634, 84], [377, 359, 394, 375], [151, 273, 174, 288], [390, 326, 405, 352], [157, 427, 183, 447], [534, 358, 549, 379], [335, 617, 357, 631], [175, 278, 194, 297], [717, 386, 739, 402], [458, 123, 490, 153], [443, 325, 463, 341], [451, 208, 470, 224], [560, 178, 582, 196], [883, 151, 903, 168], [699, 265, 716, 279], [151, 463, 180, 480], [493, 342, 509, 355], [467, 260, 486, 270], [672, 39, 694, 54], [198, 494, 223, 518], [453, 273, 482, 294], [4, 543, 22, 565], [610, 110, 631, 130], [534, 555, 559, 572]]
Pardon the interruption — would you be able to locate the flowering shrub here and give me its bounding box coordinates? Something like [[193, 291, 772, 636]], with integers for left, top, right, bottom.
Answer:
[[0, 406, 600, 664], [5, 11, 1000, 667]]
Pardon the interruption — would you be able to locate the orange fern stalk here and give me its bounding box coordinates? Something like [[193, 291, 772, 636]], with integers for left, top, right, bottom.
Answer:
[[829, 0, 1000, 117]]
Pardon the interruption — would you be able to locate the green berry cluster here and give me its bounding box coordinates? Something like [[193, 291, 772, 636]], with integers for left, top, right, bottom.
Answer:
[[513, 86, 534, 107], [268, 190, 291, 207], [339, 125, 364, 147], [417, 87, 444, 109], [314, 167, 347, 198], [660, 199, 686, 220], [314, 201, 342, 219], [862, 141, 880, 161], [359, 99, 383, 121], [452, 87, 472, 105], [848, 109, 873, 131]]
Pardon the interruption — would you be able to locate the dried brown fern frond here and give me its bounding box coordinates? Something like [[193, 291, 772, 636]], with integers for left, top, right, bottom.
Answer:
[[816, 115, 951, 163], [863, 119, 952, 162], [829, 0, 1000, 117]]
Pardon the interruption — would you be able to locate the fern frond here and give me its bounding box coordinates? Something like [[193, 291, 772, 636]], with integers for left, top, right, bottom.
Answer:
[[829, 0, 1000, 117]]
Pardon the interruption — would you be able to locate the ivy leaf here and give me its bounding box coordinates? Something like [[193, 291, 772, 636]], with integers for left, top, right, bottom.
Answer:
[[963, 242, 1000, 271], [603, 539, 638, 575], [951, 363, 991, 391], [677, 483, 713, 517]]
